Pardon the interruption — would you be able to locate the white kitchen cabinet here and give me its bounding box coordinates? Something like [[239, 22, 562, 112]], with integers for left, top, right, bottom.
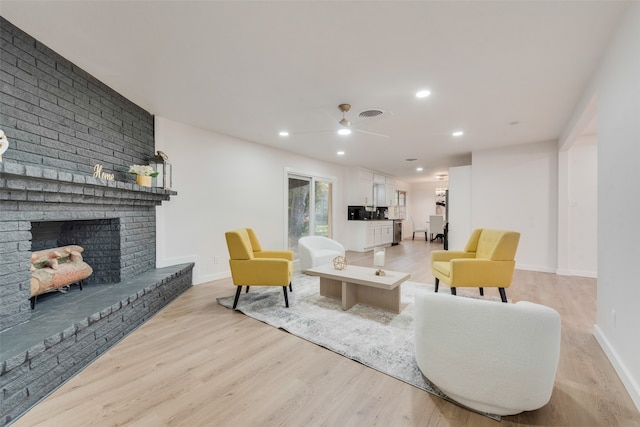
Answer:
[[377, 224, 393, 245], [347, 220, 393, 252], [366, 226, 375, 248], [374, 182, 386, 207], [374, 227, 384, 246], [350, 169, 373, 205], [386, 185, 396, 206], [385, 177, 396, 206], [349, 168, 399, 207], [358, 179, 373, 205]]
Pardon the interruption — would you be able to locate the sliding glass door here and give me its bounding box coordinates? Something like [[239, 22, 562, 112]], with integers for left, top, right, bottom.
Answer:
[[287, 174, 333, 256]]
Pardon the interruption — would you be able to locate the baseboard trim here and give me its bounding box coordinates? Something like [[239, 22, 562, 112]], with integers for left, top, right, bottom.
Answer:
[[195, 271, 230, 285], [515, 264, 555, 273], [157, 255, 198, 268], [594, 324, 640, 412], [556, 268, 597, 278]]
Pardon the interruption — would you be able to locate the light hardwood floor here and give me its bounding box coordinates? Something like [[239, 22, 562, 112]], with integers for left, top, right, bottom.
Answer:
[[12, 240, 640, 426]]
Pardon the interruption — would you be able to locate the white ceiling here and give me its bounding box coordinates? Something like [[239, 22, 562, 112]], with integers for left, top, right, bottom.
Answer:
[[1, 1, 627, 182]]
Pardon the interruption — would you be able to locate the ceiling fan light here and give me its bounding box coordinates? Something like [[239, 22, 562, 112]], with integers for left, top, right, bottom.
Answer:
[[339, 118, 351, 127], [338, 128, 351, 136]]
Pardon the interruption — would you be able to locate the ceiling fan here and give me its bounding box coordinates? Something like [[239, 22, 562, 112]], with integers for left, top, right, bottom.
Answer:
[[287, 104, 389, 138], [334, 103, 389, 138]]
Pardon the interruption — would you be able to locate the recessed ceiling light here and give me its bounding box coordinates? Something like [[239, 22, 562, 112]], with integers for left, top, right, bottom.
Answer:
[[416, 167, 424, 172], [416, 90, 431, 98], [279, 131, 289, 136], [452, 131, 464, 137], [338, 129, 351, 136], [337, 151, 345, 156]]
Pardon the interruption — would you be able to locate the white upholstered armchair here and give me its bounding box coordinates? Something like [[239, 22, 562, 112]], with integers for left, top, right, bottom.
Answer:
[[298, 236, 345, 272], [414, 292, 561, 416]]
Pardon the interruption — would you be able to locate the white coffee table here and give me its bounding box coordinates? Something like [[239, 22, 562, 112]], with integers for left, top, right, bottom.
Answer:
[[305, 264, 410, 313]]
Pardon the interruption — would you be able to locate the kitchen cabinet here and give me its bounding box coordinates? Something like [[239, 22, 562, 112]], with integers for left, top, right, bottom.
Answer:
[[374, 182, 385, 207], [373, 173, 386, 206], [347, 220, 393, 252], [350, 169, 374, 205], [379, 224, 393, 245], [358, 180, 373, 205], [366, 226, 375, 248], [349, 168, 399, 207], [385, 177, 396, 206]]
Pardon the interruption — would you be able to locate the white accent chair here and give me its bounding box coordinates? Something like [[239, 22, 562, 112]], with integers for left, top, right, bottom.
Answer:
[[410, 216, 427, 240], [298, 236, 345, 272], [414, 292, 561, 416]]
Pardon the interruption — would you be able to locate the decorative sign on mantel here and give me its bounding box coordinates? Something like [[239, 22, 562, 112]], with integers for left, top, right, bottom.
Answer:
[[93, 164, 115, 181]]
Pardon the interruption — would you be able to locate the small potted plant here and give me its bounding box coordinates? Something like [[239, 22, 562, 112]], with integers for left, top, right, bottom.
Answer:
[[128, 164, 158, 187]]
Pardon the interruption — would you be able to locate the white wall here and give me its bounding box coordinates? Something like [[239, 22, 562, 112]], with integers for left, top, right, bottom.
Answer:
[[590, 2, 640, 410], [154, 116, 350, 284], [471, 141, 558, 272], [407, 180, 446, 239], [563, 136, 598, 277], [447, 165, 472, 250]]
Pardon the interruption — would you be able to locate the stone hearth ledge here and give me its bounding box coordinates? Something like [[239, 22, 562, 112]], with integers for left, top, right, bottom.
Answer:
[[0, 263, 194, 425]]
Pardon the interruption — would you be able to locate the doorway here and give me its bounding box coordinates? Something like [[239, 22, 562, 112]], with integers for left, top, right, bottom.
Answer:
[[287, 174, 333, 258]]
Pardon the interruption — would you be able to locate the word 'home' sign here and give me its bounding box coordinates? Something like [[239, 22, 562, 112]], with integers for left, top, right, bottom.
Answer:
[[93, 164, 115, 181]]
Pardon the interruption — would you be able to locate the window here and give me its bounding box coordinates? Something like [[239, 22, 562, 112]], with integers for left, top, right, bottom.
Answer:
[[287, 173, 333, 256]]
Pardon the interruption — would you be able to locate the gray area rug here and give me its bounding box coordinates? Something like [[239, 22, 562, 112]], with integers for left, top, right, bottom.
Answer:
[[217, 274, 500, 421]]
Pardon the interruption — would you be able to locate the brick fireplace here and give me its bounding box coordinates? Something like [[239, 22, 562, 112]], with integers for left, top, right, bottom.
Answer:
[[0, 162, 169, 331], [0, 18, 194, 424], [0, 159, 195, 426]]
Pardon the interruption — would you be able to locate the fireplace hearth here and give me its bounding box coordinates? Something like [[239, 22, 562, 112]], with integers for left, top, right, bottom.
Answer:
[[0, 162, 192, 424]]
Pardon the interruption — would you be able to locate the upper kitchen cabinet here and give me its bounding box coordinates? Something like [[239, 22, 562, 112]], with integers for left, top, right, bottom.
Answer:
[[386, 177, 397, 206], [372, 173, 386, 207], [348, 168, 374, 205], [374, 182, 385, 207], [349, 168, 399, 207], [374, 176, 397, 207]]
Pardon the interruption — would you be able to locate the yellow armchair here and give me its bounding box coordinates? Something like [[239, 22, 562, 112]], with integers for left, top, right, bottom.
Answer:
[[225, 228, 293, 309], [430, 228, 520, 302]]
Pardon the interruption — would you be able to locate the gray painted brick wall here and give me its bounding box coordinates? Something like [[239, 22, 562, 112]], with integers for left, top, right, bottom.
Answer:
[[0, 18, 192, 426], [0, 17, 165, 331], [1, 17, 154, 180]]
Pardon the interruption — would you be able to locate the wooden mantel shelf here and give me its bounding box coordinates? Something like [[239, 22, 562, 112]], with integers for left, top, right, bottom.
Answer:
[[0, 162, 177, 208]]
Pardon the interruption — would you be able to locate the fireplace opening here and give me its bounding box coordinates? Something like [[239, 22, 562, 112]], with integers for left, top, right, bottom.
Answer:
[[31, 219, 121, 285]]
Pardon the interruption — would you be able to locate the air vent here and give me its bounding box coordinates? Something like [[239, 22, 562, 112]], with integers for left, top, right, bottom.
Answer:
[[359, 109, 384, 118]]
